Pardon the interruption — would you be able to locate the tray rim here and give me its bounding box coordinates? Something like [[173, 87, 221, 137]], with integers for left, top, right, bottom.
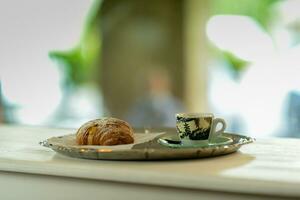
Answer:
[[41, 132, 254, 150], [40, 132, 254, 160]]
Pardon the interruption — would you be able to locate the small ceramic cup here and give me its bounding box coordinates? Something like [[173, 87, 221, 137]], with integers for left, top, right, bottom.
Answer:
[[176, 113, 226, 144]]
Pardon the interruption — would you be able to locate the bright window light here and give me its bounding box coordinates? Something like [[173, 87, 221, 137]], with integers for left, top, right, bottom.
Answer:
[[206, 15, 275, 62]]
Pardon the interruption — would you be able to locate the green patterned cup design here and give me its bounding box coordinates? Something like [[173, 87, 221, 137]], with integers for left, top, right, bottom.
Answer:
[[176, 113, 226, 144]]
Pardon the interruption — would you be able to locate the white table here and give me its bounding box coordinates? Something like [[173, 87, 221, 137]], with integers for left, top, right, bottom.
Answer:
[[0, 125, 299, 200]]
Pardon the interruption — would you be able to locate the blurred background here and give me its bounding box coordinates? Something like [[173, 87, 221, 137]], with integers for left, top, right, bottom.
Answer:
[[1, 0, 300, 138]]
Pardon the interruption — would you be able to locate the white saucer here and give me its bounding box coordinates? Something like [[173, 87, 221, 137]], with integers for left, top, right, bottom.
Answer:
[[158, 135, 233, 148]]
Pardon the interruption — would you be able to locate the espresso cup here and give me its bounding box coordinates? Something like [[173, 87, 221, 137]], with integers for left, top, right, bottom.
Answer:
[[176, 113, 226, 144]]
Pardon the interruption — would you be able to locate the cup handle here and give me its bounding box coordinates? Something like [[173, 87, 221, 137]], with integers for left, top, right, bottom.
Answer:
[[209, 118, 226, 141]]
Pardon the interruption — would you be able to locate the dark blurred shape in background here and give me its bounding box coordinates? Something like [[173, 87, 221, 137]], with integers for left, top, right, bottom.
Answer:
[[100, 0, 185, 126]]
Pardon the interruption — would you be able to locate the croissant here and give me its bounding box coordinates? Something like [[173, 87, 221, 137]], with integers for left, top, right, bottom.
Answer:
[[76, 118, 134, 146]]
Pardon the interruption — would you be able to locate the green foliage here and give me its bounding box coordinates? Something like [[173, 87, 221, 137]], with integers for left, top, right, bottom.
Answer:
[[222, 51, 249, 75], [211, 0, 279, 30], [210, 0, 279, 74], [49, 0, 102, 86]]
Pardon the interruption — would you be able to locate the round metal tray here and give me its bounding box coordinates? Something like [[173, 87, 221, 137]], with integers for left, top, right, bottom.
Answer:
[[40, 129, 254, 161]]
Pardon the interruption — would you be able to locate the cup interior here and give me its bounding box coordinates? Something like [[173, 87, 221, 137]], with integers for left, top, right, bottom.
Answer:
[[176, 113, 214, 119]]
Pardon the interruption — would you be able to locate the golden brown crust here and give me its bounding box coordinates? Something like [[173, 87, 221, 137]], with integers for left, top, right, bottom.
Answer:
[[76, 118, 134, 146]]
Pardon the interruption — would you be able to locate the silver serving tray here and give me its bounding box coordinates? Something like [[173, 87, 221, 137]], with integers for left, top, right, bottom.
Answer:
[[40, 128, 254, 161]]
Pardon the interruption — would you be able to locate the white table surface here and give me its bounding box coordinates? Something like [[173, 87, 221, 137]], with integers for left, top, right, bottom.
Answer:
[[0, 125, 300, 199]]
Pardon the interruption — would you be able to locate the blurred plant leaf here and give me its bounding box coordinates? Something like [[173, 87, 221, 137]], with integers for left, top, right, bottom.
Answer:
[[209, 0, 279, 74], [211, 0, 279, 29], [49, 0, 102, 86], [222, 51, 249, 75]]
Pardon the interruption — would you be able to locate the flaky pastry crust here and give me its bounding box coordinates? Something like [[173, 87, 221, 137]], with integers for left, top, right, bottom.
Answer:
[[76, 118, 134, 146]]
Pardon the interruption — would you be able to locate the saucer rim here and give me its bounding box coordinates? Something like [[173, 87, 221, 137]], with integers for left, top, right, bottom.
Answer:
[[158, 135, 233, 148]]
